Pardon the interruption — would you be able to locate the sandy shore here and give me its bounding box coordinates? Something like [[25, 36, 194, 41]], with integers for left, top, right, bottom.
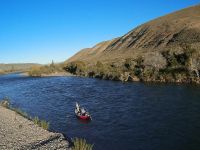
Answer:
[[0, 106, 70, 150]]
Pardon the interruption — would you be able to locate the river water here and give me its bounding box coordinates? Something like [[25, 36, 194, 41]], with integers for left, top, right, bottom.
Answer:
[[0, 73, 200, 150]]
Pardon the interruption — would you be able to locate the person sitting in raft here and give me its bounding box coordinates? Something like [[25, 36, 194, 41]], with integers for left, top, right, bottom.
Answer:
[[81, 108, 86, 116]]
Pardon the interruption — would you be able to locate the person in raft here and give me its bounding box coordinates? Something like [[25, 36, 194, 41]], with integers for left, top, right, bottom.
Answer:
[[76, 102, 87, 116], [76, 102, 80, 113], [81, 108, 86, 116]]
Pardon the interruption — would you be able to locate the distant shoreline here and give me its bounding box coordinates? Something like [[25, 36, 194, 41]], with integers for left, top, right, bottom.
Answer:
[[22, 71, 75, 77], [0, 71, 25, 75]]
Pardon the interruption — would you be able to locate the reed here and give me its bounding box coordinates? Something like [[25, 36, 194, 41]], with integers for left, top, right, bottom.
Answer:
[[72, 138, 93, 150]]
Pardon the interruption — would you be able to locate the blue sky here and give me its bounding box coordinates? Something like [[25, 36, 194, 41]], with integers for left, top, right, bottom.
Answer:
[[0, 0, 199, 64]]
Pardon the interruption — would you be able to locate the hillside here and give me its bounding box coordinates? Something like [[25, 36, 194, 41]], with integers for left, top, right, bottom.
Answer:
[[65, 4, 200, 84]]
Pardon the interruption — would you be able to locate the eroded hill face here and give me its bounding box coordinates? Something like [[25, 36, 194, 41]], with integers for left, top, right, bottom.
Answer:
[[65, 4, 200, 84]]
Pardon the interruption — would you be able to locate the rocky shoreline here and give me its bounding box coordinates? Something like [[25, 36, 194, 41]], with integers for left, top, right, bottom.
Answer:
[[0, 106, 70, 150]]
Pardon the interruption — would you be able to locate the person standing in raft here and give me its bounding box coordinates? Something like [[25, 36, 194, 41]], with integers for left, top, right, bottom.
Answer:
[[76, 102, 81, 114], [76, 102, 87, 116]]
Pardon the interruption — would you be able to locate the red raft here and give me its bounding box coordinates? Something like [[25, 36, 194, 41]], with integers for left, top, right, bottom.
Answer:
[[75, 102, 92, 121], [76, 113, 91, 120]]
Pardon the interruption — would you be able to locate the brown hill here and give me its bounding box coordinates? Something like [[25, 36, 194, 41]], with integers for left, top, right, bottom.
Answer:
[[67, 4, 200, 62], [65, 4, 200, 84]]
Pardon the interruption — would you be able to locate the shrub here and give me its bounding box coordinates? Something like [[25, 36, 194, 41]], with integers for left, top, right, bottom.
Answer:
[[33, 116, 40, 125], [181, 43, 196, 57], [72, 138, 93, 150], [124, 58, 132, 69], [28, 62, 65, 76], [134, 67, 142, 76], [96, 61, 103, 68], [65, 61, 86, 74], [174, 53, 188, 65], [40, 120, 49, 130], [143, 68, 155, 78], [135, 56, 144, 66], [143, 52, 167, 69]]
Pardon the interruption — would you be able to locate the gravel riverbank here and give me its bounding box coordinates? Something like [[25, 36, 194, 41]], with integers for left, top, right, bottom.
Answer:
[[0, 106, 70, 150]]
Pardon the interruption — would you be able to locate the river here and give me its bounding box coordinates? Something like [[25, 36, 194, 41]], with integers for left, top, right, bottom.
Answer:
[[0, 73, 200, 150]]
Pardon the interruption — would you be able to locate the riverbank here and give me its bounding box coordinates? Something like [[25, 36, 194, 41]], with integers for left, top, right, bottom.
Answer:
[[0, 105, 70, 150], [0, 71, 19, 75], [22, 71, 74, 77], [64, 60, 200, 85]]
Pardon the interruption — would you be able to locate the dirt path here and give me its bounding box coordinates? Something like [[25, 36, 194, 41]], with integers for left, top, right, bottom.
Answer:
[[0, 106, 70, 150]]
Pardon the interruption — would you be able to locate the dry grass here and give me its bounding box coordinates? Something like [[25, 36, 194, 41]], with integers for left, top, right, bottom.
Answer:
[[72, 138, 93, 150], [28, 62, 65, 77]]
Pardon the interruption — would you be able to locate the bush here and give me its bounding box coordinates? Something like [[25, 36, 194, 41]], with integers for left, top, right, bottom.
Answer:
[[40, 120, 49, 130], [143, 52, 167, 69], [135, 56, 144, 66], [28, 62, 65, 76], [72, 138, 93, 150], [33, 116, 40, 125], [134, 67, 142, 76], [65, 61, 86, 75]]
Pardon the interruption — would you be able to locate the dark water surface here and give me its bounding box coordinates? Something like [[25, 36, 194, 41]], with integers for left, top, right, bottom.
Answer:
[[0, 73, 200, 150]]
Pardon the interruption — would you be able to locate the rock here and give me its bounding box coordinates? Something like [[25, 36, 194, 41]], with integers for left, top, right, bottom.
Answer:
[[0, 100, 10, 108]]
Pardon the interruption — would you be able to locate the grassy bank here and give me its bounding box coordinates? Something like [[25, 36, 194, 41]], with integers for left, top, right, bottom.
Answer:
[[28, 61, 67, 77]]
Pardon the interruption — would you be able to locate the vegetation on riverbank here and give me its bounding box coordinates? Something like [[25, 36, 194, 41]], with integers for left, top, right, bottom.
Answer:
[[33, 116, 49, 130], [28, 61, 67, 77], [0, 97, 49, 130], [65, 44, 200, 84]]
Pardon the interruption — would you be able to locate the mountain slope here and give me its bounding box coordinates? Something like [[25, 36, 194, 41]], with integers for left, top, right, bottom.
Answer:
[[65, 4, 200, 84], [67, 4, 200, 62]]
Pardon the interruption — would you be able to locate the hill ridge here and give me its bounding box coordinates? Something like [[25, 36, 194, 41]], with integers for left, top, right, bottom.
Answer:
[[65, 4, 200, 84]]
